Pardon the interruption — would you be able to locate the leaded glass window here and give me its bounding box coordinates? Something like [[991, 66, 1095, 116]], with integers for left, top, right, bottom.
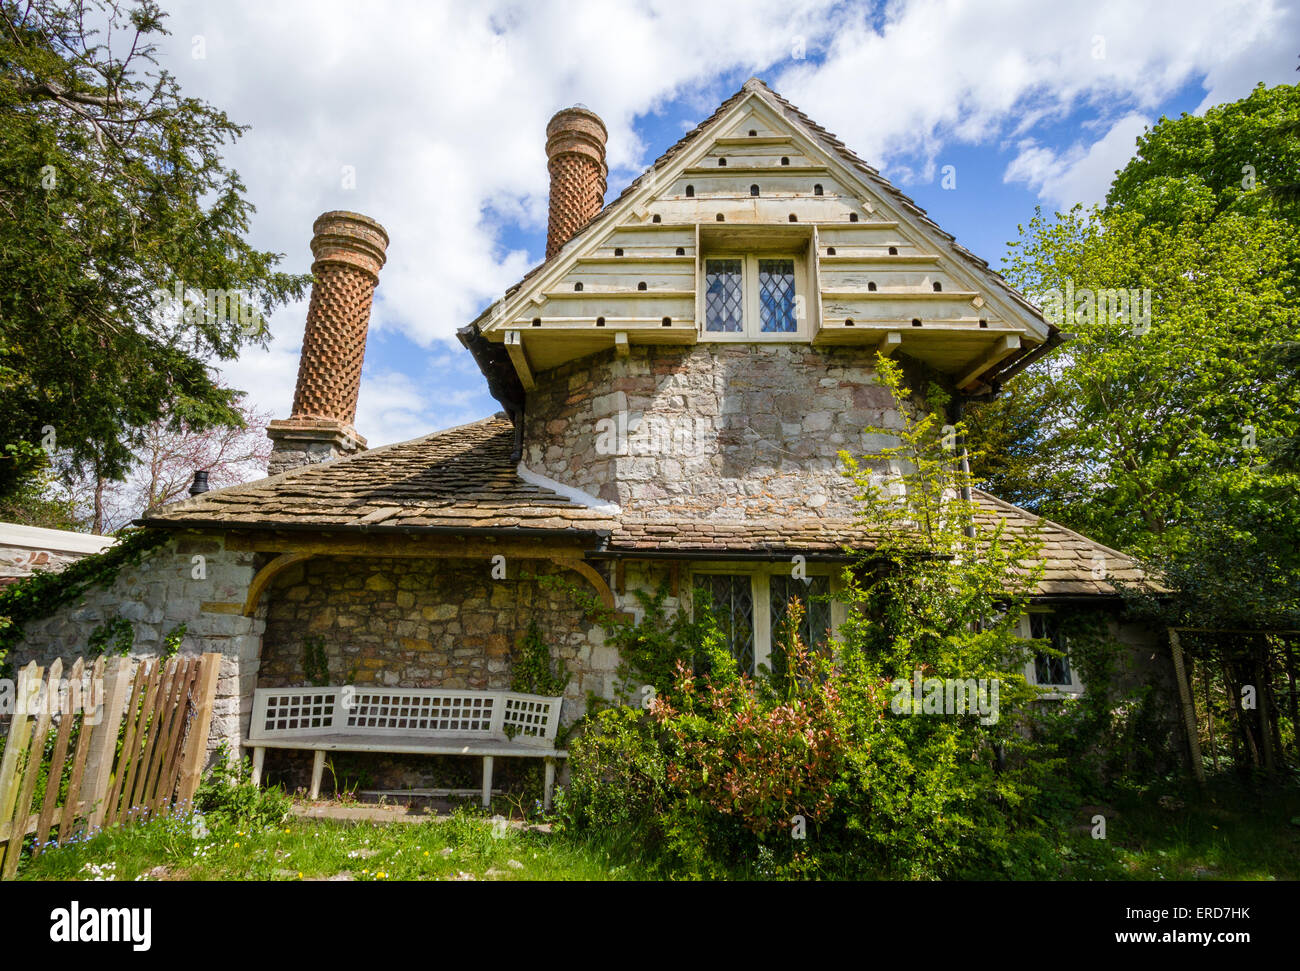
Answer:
[[704, 259, 744, 333], [769, 575, 831, 651], [694, 573, 755, 674], [758, 259, 797, 332], [1030, 613, 1071, 686]]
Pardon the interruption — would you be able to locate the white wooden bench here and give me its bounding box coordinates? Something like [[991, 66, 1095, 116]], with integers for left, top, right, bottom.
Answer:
[[243, 686, 567, 809]]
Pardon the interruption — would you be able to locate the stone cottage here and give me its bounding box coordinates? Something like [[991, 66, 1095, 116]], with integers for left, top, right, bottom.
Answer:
[[10, 79, 1174, 793]]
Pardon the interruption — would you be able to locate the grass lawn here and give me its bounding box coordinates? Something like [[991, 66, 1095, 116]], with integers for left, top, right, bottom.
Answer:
[[1043, 780, 1300, 881], [12, 779, 1298, 881], [13, 805, 644, 882]]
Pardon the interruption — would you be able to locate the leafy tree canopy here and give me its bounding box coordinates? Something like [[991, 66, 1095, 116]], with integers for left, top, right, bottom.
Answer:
[[1107, 82, 1300, 224], [0, 0, 309, 499], [968, 82, 1300, 633]]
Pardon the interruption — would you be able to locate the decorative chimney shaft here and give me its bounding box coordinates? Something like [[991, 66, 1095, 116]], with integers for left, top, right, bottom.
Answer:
[[267, 210, 389, 476], [545, 107, 608, 259]]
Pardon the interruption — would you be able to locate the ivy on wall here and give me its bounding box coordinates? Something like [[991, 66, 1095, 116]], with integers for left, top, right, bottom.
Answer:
[[510, 620, 569, 697], [87, 616, 135, 658], [1028, 608, 1182, 792], [0, 527, 170, 675], [302, 635, 330, 687]]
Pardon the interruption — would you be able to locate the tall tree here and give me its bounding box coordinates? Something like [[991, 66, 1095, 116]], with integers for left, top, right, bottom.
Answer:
[[0, 0, 308, 501], [97, 391, 272, 532], [967, 83, 1300, 636]]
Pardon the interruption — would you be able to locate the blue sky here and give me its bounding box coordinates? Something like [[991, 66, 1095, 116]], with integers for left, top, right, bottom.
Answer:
[[148, 0, 1298, 450]]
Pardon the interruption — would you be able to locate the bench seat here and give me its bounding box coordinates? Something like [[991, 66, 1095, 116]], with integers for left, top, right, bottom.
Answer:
[[243, 686, 567, 808], [247, 735, 568, 759]]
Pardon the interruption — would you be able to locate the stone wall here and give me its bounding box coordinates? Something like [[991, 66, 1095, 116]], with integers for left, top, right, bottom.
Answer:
[[0, 546, 83, 586], [523, 343, 912, 518], [259, 556, 616, 727], [9, 531, 264, 760], [0, 523, 115, 587]]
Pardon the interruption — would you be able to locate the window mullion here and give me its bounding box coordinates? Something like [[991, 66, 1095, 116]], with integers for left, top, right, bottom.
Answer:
[[753, 571, 771, 674], [746, 254, 757, 338]]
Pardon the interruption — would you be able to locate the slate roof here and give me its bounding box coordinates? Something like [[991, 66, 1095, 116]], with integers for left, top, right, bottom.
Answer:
[[143, 415, 1152, 597], [142, 417, 617, 534]]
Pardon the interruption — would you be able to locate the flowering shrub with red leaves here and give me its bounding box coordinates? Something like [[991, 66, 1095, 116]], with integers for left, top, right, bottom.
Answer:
[[652, 648, 845, 838]]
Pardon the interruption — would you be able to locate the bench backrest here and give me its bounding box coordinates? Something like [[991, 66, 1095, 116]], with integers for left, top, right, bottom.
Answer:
[[249, 686, 563, 746]]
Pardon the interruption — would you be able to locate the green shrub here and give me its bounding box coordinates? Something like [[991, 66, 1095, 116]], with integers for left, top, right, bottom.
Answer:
[[558, 357, 1115, 879], [193, 745, 291, 829], [560, 706, 668, 833]]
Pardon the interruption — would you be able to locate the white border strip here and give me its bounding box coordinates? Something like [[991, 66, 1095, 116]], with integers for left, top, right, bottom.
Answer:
[[516, 463, 621, 515], [0, 521, 116, 555]]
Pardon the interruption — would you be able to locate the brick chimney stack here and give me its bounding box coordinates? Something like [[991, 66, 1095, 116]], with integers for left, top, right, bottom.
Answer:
[[545, 106, 608, 259], [267, 210, 389, 476]]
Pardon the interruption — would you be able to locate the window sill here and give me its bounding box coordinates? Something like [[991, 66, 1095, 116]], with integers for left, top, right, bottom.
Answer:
[[1031, 687, 1085, 701], [699, 332, 809, 342]]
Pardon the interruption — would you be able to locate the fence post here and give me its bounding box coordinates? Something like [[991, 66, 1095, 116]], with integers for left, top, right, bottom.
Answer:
[[175, 653, 222, 810], [84, 656, 133, 833], [1169, 628, 1206, 784], [1, 661, 58, 880], [34, 657, 82, 855], [0, 663, 42, 878]]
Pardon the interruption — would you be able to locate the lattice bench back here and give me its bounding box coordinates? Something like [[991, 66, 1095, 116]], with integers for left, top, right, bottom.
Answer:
[[249, 687, 563, 745]]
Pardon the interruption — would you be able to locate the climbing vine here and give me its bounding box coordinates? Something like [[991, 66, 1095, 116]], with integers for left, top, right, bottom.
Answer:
[[87, 616, 135, 658], [0, 528, 170, 674], [1027, 609, 1181, 793], [162, 623, 188, 660], [510, 620, 569, 697], [302, 635, 330, 687]]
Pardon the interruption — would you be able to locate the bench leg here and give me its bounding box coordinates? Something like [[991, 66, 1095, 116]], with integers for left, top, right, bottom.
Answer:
[[543, 758, 556, 813], [310, 750, 326, 800], [251, 747, 266, 788], [481, 756, 494, 808]]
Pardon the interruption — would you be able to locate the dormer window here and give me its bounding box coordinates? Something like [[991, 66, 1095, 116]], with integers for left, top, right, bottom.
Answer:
[[703, 254, 803, 339]]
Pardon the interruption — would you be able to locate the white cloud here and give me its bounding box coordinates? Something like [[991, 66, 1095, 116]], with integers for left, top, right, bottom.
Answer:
[[354, 369, 484, 447], [147, 0, 1298, 449], [773, 0, 1297, 182], [1003, 112, 1151, 208], [163, 0, 843, 441]]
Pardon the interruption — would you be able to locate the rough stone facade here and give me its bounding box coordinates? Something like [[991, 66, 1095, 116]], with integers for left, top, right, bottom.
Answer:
[[258, 555, 617, 726], [8, 532, 264, 760], [524, 343, 912, 517], [1, 546, 87, 587], [265, 419, 367, 476], [0, 524, 115, 587]]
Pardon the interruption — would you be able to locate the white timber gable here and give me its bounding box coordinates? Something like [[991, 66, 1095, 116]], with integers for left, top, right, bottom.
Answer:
[[477, 79, 1051, 391]]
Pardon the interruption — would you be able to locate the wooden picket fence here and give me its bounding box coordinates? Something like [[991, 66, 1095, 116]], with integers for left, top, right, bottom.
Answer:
[[0, 652, 221, 879]]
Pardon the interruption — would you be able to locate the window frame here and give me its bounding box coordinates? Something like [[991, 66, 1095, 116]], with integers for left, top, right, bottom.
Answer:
[[1017, 610, 1085, 699], [688, 562, 843, 674], [699, 252, 808, 342]]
